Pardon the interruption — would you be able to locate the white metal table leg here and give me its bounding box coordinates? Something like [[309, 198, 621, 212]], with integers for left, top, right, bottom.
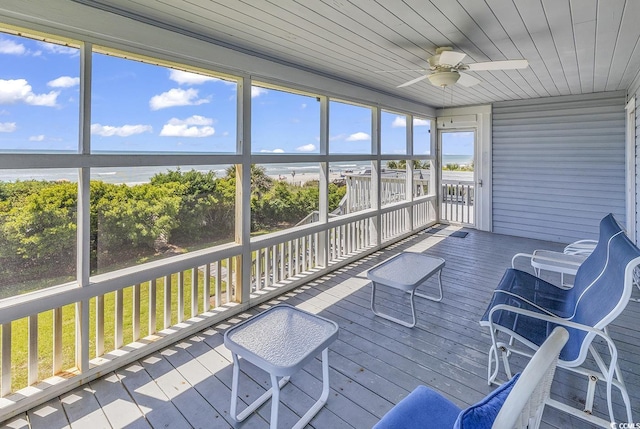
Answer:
[[414, 269, 444, 302], [371, 281, 417, 328], [230, 353, 290, 424], [292, 348, 331, 429]]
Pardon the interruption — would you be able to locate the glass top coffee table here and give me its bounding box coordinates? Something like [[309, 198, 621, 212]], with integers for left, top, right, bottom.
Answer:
[[367, 252, 445, 327], [224, 304, 339, 429]]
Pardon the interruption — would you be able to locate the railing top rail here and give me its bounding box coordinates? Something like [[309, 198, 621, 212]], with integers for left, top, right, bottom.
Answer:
[[0, 241, 243, 324]]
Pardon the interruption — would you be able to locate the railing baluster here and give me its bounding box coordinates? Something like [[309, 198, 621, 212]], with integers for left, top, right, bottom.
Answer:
[[178, 271, 185, 323], [204, 264, 211, 311], [1, 323, 11, 396], [215, 260, 222, 307], [255, 248, 261, 291], [115, 289, 124, 349], [163, 275, 171, 329], [264, 247, 270, 288], [301, 236, 307, 272], [288, 240, 293, 277], [53, 307, 63, 375], [149, 279, 157, 335], [279, 243, 285, 281], [191, 267, 198, 318], [226, 257, 232, 304], [132, 283, 140, 341], [96, 295, 104, 357], [28, 315, 37, 386]]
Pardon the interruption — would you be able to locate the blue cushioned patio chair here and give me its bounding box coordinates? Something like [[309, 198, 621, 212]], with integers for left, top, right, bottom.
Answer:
[[373, 327, 569, 429], [480, 213, 639, 426]]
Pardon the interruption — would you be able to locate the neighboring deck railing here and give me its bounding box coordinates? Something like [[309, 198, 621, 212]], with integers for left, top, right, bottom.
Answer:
[[0, 196, 437, 420], [441, 180, 474, 225], [343, 173, 431, 214]]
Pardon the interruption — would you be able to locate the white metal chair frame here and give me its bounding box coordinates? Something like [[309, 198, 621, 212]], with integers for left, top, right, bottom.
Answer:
[[492, 327, 569, 429], [486, 290, 636, 427]]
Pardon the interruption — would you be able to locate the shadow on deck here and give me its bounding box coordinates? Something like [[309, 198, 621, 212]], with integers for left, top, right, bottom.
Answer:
[[2, 225, 638, 429]]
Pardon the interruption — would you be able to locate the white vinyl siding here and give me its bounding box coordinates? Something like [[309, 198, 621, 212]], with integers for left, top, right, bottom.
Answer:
[[492, 91, 626, 243]]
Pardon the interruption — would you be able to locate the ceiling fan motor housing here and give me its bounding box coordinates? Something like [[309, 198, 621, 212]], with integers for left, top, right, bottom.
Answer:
[[427, 71, 460, 87]]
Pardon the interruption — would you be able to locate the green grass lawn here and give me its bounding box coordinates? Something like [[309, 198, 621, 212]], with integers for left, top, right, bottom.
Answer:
[[4, 266, 232, 390]]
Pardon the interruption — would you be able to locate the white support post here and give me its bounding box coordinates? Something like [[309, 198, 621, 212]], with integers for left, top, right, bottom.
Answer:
[[76, 40, 92, 374], [319, 96, 329, 267], [372, 107, 381, 246], [406, 114, 414, 231], [237, 75, 252, 306]]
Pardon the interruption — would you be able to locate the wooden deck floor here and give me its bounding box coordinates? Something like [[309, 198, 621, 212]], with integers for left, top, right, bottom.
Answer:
[[2, 226, 639, 429]]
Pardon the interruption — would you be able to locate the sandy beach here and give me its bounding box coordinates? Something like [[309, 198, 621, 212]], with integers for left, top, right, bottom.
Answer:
[[269, 170, 345, 186]]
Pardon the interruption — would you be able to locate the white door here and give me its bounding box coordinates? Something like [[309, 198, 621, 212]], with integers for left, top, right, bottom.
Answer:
[[439, 129, 476, 226]]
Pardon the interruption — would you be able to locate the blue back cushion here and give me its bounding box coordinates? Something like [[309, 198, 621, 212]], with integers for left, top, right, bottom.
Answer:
[[563, 214, 640, 361], [453, 373, 520, 429]]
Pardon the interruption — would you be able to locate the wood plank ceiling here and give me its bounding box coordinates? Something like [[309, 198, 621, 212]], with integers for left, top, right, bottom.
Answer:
[[73, 0, 640, 108]]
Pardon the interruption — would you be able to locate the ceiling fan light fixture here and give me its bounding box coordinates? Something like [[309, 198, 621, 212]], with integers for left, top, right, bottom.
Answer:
[[427, 71, 460, 87]]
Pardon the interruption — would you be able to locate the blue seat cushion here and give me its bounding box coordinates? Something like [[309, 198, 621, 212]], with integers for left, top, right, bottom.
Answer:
[[453, 373, 520, 429], [479, 269, 584, 361], [373, 385, 461, 429], [373, 374, 520, 429]]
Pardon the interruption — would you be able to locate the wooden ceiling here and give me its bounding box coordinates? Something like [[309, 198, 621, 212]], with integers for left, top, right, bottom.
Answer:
[[74, 0, 640, 108]]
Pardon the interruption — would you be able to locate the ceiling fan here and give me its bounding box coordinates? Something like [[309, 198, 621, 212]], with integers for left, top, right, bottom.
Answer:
[[388, 47, 529, 88]]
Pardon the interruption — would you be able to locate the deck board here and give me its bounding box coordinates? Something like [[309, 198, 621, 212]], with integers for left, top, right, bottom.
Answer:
[[2, 226, 639, 428]]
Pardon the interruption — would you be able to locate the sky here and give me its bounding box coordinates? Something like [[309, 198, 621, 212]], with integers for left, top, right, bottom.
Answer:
[[0, 32, 477, 157]]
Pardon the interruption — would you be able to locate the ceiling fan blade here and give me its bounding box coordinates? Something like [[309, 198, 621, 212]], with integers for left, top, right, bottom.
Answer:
[[458, 72, 481, 87], [438, 50, 467, 66], [374, 69, 428, 73], [467, 59, 529, 71], [397, 75, 428, 88]]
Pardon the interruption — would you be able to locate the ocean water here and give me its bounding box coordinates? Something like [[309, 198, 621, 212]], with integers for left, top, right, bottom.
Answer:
[[0, 156, 472, 185]]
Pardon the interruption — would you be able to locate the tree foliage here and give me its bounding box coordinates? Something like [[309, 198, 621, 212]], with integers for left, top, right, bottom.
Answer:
[[0, 166, 346, 293]]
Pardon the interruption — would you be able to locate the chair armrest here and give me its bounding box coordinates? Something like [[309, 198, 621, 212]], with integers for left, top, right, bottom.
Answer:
[[511, 253, 534, 269], [487, 304, 619, 366]]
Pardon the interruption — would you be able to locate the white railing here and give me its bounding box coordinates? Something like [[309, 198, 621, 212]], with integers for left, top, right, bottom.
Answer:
[[441, 180, 474, 225], [344, 173, 431, 213], [0, 197, 437, 420]]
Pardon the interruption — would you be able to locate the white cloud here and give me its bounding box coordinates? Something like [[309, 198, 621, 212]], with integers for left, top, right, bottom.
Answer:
[[296, 143, 316, 152], [47, 76, 79, 88], [160, 115, 215, 137], [301, 103, 307, 109], [0, 122, 16, 132], [392, 116, 406, 127], [0, 39, 26, 55], [346, 132, 370, 141], [251, 87, 268, 98], [91, 123, 153, 137], [0, 79, 59, 106], [29, 134, 45, 141], [38, 42, 77, 55], [414, 118, 429, 126], [149, 88, 209, 110], [169, 70, 218, 85], [260, 148, 284, 153]]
